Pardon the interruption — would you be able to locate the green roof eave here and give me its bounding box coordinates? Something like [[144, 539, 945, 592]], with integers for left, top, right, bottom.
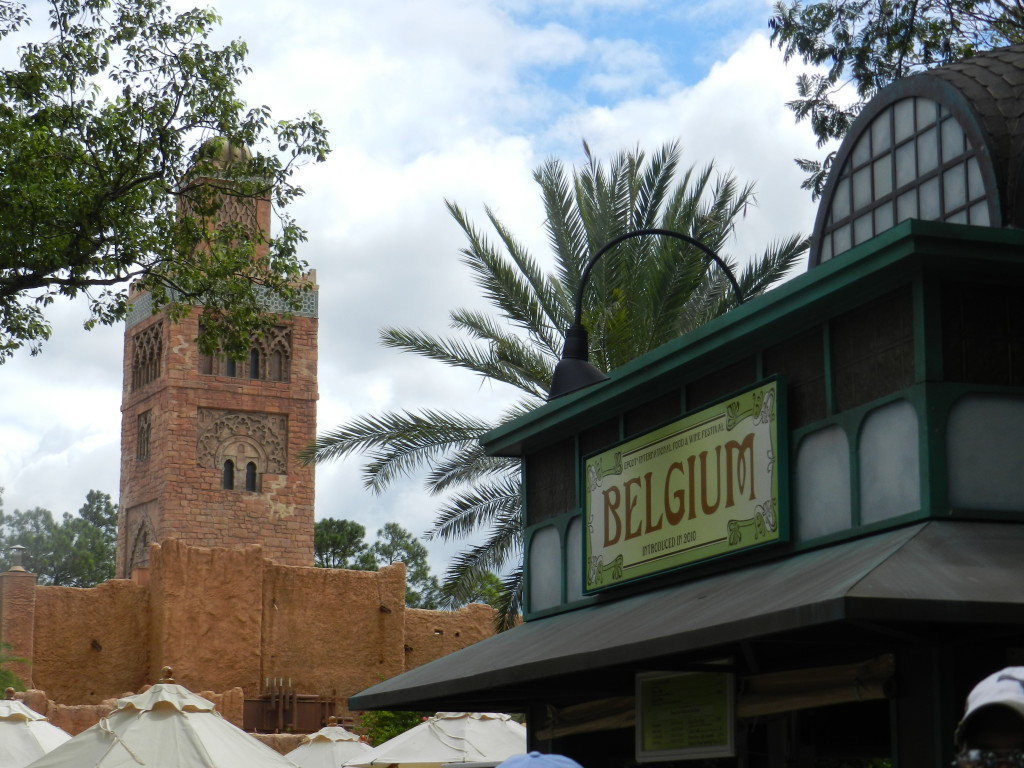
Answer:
[[482, 220, 1024, 457]]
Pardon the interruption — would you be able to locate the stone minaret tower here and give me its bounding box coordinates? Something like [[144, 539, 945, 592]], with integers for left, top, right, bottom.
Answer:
[[116, 143, 318, 576]]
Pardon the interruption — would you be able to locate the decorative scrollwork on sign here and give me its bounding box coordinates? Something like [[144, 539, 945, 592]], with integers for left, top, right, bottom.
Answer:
[[196, 409, 288, 474]]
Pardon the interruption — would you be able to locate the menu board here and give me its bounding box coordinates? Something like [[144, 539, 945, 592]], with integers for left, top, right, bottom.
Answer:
[[635, 670, 735, 761]]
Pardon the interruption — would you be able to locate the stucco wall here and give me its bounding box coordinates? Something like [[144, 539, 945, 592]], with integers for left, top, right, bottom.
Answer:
[[2, 539, 497, 713], [31, 579, 149, 704]]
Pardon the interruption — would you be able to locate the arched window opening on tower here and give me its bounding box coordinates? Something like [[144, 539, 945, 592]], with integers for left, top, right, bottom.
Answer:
[[245, 461, 258, 492], [249, 349, 259, 379], [222, 460, 235, 490], [225, 358, 236, 377]]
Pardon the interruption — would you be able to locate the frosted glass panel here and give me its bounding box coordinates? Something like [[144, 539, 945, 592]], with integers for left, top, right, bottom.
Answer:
[[897, 190, 917, 222], [833, 224, 851, 254], [916, 98, 937, 128], [874, 203, 894, 233], [968, 157, 984, 199], [853, 214, 873, 245], [873, 155, 893, 197], [969, 201, 990, 225], [852, 133, 871, 166], [894, 99, 915, 141], [853, 166, 872, 209], [895, 142, 916, 188], [795, 426, 851, 540], [917, 127, 939, 174], [948, 396, 1024, 510], [528, 526, 562, 611], [832, 178, 851, 219], [565, 517, 583, 601], [920, 177, 941, 219], [859, 400, 920, 524], [871, 114, 892, 152], [941, 117, 965, 160], [944, 164, 967, 211]]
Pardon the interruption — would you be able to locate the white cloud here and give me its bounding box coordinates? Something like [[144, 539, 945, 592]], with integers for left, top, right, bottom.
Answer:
[[0, 0, 823, 580]]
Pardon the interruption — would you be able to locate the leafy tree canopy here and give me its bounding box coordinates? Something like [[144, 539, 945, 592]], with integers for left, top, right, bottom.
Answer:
[[302, 141, 807, 630], [0, 0, 330, 361], [313, 519, 443, 609], [0, 489, 117, 587], [769, 0, 1024, 196]]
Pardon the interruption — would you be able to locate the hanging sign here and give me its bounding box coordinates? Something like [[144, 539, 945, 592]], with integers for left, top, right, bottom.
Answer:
[[635, 670, 735, 761], [584, 379, 783, 592]]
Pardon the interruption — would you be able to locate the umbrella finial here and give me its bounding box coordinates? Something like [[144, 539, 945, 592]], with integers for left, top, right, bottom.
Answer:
[[160, 666, 174, 683], [4, 687, 14, 700]]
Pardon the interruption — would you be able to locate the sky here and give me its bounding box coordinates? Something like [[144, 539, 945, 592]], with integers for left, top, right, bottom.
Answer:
[[0, 0, 825, 577]]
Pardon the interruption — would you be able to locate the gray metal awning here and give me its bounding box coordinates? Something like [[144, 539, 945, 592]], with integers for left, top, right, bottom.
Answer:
[[349, 521, 1024, 711]]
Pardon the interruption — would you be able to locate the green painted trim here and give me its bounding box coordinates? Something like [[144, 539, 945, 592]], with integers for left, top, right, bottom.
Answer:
[[484, 221, 1024, 458]]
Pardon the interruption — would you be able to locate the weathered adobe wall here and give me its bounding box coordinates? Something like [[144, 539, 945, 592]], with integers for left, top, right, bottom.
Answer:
[[31, 579, 150, 704], [260, 560, 408, 702], [16, 539, 497, 711]]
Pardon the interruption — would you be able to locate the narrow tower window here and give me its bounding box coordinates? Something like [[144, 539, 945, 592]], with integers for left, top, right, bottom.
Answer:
[[249, 349, 260, 379], [245, 461, 258, 492], [222, 460, 235, 490], [137, 411, 152, 461], [225, 358, 236, 377]]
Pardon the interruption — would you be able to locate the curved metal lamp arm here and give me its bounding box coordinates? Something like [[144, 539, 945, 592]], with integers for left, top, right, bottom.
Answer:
[[550, 228, 744, 400]]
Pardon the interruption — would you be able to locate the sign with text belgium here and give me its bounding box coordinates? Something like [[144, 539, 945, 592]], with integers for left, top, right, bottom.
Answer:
[[584, 379, 784, 593]]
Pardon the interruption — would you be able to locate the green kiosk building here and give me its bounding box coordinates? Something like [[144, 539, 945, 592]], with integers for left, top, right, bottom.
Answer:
[[351, 45, 1024, 768]]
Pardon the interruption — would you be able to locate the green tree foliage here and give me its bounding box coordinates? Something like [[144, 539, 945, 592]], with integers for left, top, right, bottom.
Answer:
[[0, 0, 330, 362], [313, 519, 442, 609], [358, 710, 430, 746], [769, 0, 1024, 196], [302, 141, 807, 630], [0, 642, 27, 691], [0, 489, 117, 586], [313, 518, 375, 569]]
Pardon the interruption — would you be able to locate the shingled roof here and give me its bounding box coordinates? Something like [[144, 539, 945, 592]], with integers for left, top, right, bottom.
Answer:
[[810, 44, 1024, 266]]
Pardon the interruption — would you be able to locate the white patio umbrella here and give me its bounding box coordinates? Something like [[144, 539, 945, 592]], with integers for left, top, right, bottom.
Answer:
[[25, 670, 297, 768], [0, 691, 71, 768], [346, 713, 526, 768], [288, 717, 371, 768]]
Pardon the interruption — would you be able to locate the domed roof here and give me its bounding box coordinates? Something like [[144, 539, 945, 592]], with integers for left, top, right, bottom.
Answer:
[[810, 44, 1024, 266]]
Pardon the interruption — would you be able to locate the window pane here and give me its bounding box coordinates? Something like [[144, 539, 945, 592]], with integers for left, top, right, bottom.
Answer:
[[853, 165, 872, 209], [871, 113, 892, 153], [970, 200, 990, 226], [916, 97, 937, 129], [897, 190, 917, 222], [874, 202, 894, 233], [943, 163, 967, 211], [941, 117, 965, 161], [852, 133, 872, 166], [853, 213, 873, 244], [820, 236, 833, 262], [917, 127, 939, 174], [920, 176, 941, 219], [967, 157, 985, 200], [894, 99, 915, 141], [947, 209, 967, 224], [873, 154, 893, 197], [834, 224, 852, 254], [895, 142, 916, 188], [832, 176, 851, 220]]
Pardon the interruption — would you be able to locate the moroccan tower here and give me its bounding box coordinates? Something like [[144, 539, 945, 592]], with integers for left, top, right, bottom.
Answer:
[[116, 146, 318, 576]]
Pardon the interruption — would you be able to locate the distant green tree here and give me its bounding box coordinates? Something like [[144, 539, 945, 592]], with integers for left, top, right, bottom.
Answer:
[[313, 519, 442, 609], [449, 570, 503, 610], [368, 523, 442, 610], [0, 489, 116, 586], [358, 710, 430, 746], [313, 518, 375, 569]]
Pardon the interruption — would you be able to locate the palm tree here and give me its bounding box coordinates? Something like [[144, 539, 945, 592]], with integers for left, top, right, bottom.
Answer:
[[300, 140, 807, 630]]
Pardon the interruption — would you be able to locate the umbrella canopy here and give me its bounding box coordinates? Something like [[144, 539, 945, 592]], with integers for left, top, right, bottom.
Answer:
[[26, 672, 297, 768], [346, 713, 526, 768], [0, 693, 71, 768], [288, 718, 371, 768]]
